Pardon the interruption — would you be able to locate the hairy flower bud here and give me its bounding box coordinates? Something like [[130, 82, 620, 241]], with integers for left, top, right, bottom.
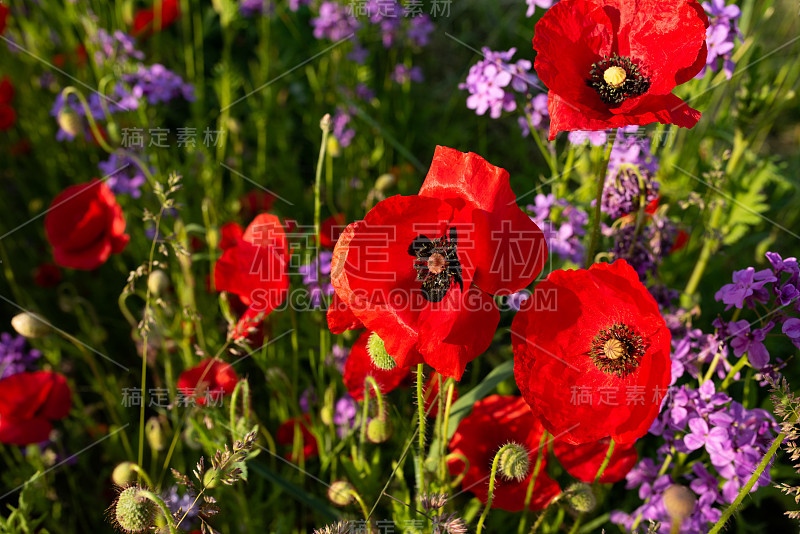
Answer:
[[663, 484, 696, 522], [566, 482, 596, 513], [57, 107, 82, 138], [498, 442, 530, 481], [11, 312, 51, 338], [367, 332, 396, 370], [114, 486, 156, 533], [145, 417, 166, 452], [366, 415, 393, 444], [327, 480, 356, 506]]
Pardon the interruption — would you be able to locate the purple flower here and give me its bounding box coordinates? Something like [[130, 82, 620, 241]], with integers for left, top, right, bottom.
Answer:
[[240, 0, 274, 17], [297, 251, 335, 308], [391, 64, 424, 84], [600, 128, 660, 219], [527, 194, 588, 265], [312, 2, 360, 41], [288, 0, 311, 11], [728, 320, 773, 369], [407, 14, 434, 47], [525, 0, 555, 17], [605, 212, 679, 281], [326, 344, 349, 374], [98, 152, 150, 198], [505, 290, 531, 312], [714, 267, 777, 309], [91, 29, 144, 66], [333, 394, 357, 437], [299, 386, 316, 413], [518, 93, 549, 136], [460, 48, 534, 119], [123, 64, 195, 105], [783, 318, 800, 349], [699, 0, 741, 79], [0, 333, 41, 379], [331, 108, 355, 147], [567, 130, 608, 146]]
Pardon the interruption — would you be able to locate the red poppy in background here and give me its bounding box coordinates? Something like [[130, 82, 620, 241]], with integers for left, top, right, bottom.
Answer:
[[132, 0, 180, 38], [44, 179, 130, 270], [0, 76, 15, 130], [0, 371, 72, 445], [239, 190, 275, 221], [33, 263, 62, 288], [0, 3, 8, 35], [343, 330, 412, 401], [276, 415, 319, 461], [512, 260, 671, 445], [553, 437, 638, 483], [214, 214, 289, 338], [422, 372, 459, 417], [320, 213, 346, 249], [533, 0, 708, 140], [329, 146, 547, 379], [448, 395, 560, 512], [327, 292, 364, 334], [177, 359, 238, 406]]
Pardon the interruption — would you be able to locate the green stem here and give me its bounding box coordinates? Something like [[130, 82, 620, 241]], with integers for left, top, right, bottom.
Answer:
[[60, 87, 115, 153], [708, 431, 785, 534], [315, 115, 331, 291], [683, 194, 725, 299], [585, 139, 614, 269], [593, 439, 615, 484], [416, 364, 426, 493], [140, 489, 179, 534], [721, 355, 749, 390], [476, 444, 514, 534]]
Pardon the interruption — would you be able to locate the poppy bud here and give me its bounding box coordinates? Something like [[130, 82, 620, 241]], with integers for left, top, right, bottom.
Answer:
[[366, 332, 396, 370], [57, 106, 82, 138], [147, 269, 170, 296], [366, 415, 393, 444], [11, 312, 51, 338], [663, 484, 695, 522], [566, 482, 596, 513], [114, 486, 156, 533], [327, 135, 341, 157], [320, 113, 331, 131], [498, 442, 530, 481], [145, 417, 166, 452], [112, 461, 138, 486], [374, 173, 396, 192], [327, 480, 355, 506]]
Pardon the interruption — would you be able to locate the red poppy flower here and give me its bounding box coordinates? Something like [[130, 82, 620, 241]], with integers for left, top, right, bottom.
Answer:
[[448, 395, 560, 512], [44, 179, 130, 270], [177, 359, 238, 406], [533, 0, 708, 140], [0, 371, 72, 445], [239, 190, 275, 221], [329, 146, 547, 379], [33, 263, 62, 288], [0, 3, 8, 35], [132, 0, 180, 38], [320, 213, 346, 249], [422, 372, 459, 417], [343, 330, 412, 401], [219, 221, 244, 251], [276, 415, 319, 461], [327, 292, 364, 334], [553, 437, 638, 483], [0, 77, 13, 105], [512, 259, 671, 445], [214, 214, 289, 338]]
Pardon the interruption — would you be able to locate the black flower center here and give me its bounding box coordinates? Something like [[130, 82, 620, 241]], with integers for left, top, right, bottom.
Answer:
[[408, 227, 463, 303], [586, 55, 650, 107], [588, 323, 647, 377]]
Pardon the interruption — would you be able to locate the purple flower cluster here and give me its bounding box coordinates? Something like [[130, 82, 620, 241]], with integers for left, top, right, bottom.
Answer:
[[91, 29, 143, 66], [518, 93, 549, 137], [602, 127, 660, 220], [699, 0, 741, 79], [312, 2, 361, 41], [240, 0, 274, 17], [0, 333, 41, 380], [567, 130, 607, 146], [289, 0, 312, 11], [666, 311, 731, 384], [527, 193, 588, 265], [613, 381, 776, 533], [331, 107, 355, 148], [326, 344, 349, 374], [298, 251, 335, 308], [460, 48, 537, 119], [123, 64, 195, 105], [333, 394, 357, 437], [525, 0, 555, 17], [713, 252, 800, 369], [392, 64, 424, 84], [98, 151, 151, 198]]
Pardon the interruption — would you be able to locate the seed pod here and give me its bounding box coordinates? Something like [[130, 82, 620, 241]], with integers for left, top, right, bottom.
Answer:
[[566, 482, 596, 513], [114, 486, 156, 533], [147, 269, 170, 296], [366, 415, 393, 444], [367, 332, 396, 370], [112, 462, 138, 486], [327, 480, 355, 506], [145, 417, 166, 452], [663, 484, 696, 522], [57, 107, 82, 138]]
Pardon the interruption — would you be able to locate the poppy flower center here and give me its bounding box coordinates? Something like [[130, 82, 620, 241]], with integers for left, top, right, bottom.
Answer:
[[408, 227, 463, 303], [589, 323, 647, 377], [587, 55, 650, 107]]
